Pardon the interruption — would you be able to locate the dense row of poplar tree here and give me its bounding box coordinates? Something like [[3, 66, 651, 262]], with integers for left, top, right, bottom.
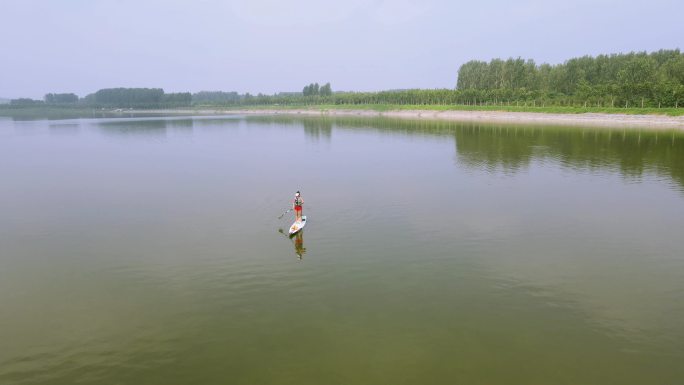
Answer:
[[9, 89, 193, 108], [455, 50, 684, 108], [303, 83, 332, 96], [6, 50, 682, 109], [192, 50, 683, 108], [44, 93, 79, 104], [83, 88, 192, 108]]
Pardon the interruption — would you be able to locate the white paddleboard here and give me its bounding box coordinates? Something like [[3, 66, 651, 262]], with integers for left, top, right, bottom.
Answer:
[[289, 216, 307, 235]]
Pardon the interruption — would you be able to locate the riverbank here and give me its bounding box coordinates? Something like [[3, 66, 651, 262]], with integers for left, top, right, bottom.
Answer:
[[131, 106, 684, 130], [3, 105, 684, 129]]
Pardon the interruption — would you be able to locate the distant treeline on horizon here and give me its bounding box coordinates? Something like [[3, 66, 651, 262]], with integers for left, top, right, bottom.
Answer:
[[4, 49, 683, 109]]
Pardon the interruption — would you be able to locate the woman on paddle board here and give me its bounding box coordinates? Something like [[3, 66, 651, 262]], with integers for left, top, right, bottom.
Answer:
[[293, 191, 304, 223]]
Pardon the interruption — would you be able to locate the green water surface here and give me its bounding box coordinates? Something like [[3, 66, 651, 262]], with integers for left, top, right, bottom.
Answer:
[[1, 115, 683, 384]]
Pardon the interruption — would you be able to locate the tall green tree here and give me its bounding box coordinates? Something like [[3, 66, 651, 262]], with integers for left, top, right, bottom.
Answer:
[[44, 93, 78, 104], [320, 83, 332, 96]]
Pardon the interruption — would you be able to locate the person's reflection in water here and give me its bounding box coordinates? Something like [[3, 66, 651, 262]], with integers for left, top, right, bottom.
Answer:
[[293, 231, 307, 260]]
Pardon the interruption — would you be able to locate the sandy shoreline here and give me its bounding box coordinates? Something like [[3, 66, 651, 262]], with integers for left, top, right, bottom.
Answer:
[[133, 108, 684, 130]]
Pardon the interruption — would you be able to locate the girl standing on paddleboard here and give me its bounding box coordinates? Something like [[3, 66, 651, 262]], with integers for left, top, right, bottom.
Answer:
[[293, 191, 304, 223]]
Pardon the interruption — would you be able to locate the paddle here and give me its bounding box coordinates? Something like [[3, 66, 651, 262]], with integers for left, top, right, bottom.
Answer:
[[277, 208, 293, 219]]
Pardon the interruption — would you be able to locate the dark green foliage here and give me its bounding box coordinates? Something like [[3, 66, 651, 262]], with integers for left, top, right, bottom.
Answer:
[[320, 83, 332, 96], [303, 82, 331, 96], [193, 91, 240, 104], [90, 88, 164, 108], [10, 98, 43, 106], [80, 88, 191, 108], [5, 50, 682, 111], [182, 50, 683, 109], [456, 50, 684, 108], [303, 83, 319, 96], [44, 93, 78, 104], [162, 92, 192, 106]]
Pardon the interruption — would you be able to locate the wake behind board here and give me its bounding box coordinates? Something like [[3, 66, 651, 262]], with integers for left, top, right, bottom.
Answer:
[[289, 216, 307, 235]]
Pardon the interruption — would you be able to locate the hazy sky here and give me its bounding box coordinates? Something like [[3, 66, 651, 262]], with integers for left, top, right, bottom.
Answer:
[[1, 0, 682, 98]]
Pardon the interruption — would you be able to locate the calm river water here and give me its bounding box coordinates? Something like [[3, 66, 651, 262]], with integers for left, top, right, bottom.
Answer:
[[1, 114, 683, 384]]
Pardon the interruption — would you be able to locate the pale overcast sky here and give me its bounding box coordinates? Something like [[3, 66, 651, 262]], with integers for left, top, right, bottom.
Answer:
[[1, 0, 682, 98]]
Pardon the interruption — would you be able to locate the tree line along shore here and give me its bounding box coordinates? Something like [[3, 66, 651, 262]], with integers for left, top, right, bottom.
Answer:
[[2, 49, 683, 114]]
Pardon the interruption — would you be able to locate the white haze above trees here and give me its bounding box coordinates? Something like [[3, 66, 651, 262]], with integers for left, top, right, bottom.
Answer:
[[1, 0, 682, 99]]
